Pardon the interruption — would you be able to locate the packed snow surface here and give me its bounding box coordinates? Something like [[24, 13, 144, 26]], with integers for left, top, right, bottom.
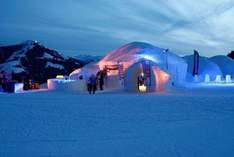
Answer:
[[1, 89, 234, 157]]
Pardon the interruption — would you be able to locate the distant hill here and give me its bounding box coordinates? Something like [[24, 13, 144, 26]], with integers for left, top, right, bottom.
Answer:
[[0, 40, 97, 83], [74, 55, 102, 64]]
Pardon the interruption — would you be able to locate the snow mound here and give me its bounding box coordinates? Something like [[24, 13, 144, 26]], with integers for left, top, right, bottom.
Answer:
[[70, 42, 188, 90], [101, 42, 186, 66], [209, 55, 234, 77], [99, 42, 188, 84], [184, 55, 222, 81]]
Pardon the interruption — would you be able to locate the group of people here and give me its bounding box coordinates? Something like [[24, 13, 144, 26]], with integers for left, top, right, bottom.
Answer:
[[86, 69, 107, 94]]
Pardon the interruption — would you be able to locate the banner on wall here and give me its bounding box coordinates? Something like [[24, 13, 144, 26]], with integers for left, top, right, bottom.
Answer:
[[118, 63, 124, 80], [142, 60, 151, 86], [193, 50, 200, 76]]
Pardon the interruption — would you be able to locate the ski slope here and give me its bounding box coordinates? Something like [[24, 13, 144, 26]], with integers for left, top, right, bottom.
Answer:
[[0, 89, 234, 157]]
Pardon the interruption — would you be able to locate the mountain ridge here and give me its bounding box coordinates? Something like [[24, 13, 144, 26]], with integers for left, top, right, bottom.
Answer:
[[0, 40, 98, 83]]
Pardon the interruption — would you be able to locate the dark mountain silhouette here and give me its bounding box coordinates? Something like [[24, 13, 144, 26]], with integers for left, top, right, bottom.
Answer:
[[0, 40, 92, 83], [227, 50, 234, 60]]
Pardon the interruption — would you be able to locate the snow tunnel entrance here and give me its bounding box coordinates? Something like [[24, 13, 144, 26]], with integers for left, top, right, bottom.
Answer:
[[124, 60, 170, 92], [124, 60, 156, 92]]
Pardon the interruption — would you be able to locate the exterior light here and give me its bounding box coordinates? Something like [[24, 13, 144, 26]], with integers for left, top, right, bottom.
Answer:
[[138, 54, 158, 63], [226, 75, 232, 83], [215, 75, 222, 83], [139, 84, 147, 92], [56, 75, 64, 79]]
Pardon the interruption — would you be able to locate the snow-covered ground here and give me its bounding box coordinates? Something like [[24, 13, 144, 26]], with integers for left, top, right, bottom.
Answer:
[[1, 89, 234, 157]]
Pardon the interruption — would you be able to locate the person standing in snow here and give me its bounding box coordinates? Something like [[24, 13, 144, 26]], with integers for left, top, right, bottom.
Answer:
[[87, 74, 97, 94], [86, 76, 92, 94], [97, 70, 106, 91], [89, 74, 97, 94], [99, 73, 104, 90]]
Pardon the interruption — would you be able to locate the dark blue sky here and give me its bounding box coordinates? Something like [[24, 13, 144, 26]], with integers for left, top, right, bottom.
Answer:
[[1, 0, 234, 56]]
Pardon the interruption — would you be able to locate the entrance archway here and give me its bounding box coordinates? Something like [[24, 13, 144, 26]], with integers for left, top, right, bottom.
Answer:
[[124, 60, 156, 92], [124, 60, 170, 92]]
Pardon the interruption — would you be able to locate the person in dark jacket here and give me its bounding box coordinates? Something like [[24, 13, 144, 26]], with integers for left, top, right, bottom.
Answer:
[[99, 75, 104, 90], [97, 70, 106, 91], [88, 74, 97, 94], [86, 77, 92, 94]]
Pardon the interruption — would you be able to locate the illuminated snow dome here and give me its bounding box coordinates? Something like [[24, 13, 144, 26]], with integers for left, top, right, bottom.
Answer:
[[209, 55, 234, 78], [70, 42, 188, 92], [69, 63, 100, 80], [99, 42, 187, 79], [184, 55, 222, 82], [99, 42, 185, 68]]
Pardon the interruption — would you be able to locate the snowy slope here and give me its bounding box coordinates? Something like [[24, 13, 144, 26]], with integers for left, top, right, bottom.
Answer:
[[0, 40, 83, 83], [0, 60, 24, 73], [46, 62, 64, 69], [1, 89, 234, 157], [0, 40, 35, 73]]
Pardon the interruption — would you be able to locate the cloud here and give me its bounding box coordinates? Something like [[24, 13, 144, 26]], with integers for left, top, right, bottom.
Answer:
[[0, 0, 234, 56]]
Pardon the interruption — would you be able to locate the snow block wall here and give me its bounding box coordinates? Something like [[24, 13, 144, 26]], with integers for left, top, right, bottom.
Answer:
[[210, 55, 234, 77], [184, 55, 223, 82]]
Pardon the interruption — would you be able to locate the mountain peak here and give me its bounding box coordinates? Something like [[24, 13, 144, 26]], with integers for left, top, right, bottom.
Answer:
[[0, 41, 85, 83], [21, 40, 39, 46]]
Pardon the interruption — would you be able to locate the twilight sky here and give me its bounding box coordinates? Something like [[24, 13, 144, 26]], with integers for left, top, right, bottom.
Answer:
[[1, 0, 234, 56]]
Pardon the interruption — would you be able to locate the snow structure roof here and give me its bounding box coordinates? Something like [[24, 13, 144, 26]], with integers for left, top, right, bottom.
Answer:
[[209, 55, 234, 77], [69, 62, 99, 80], [183, 55, 222, 81], [99, 42, 186, 70], [70, 42, 187, 81]]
